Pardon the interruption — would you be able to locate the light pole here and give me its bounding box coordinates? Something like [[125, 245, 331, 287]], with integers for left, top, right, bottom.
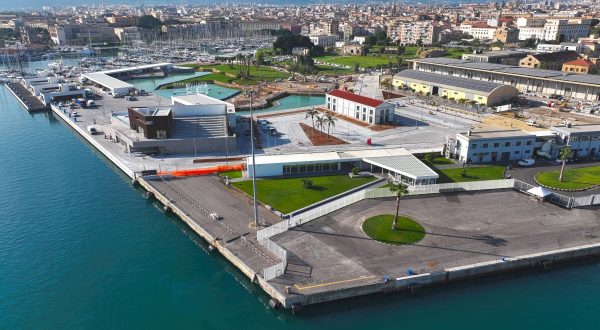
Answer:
[[247, 90, 259, 228]]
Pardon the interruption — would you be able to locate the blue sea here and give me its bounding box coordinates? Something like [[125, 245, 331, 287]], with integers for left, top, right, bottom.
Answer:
[[2, 66, 600, 328]]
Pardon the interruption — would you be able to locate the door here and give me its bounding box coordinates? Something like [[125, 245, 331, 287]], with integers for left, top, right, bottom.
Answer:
[[501, 152, 510, 161], [432, 86, 439, 96]]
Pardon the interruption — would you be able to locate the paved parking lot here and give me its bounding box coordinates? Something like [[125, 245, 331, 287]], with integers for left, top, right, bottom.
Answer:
[[252, 111, 456, 154], [270, 190, 600, 294]]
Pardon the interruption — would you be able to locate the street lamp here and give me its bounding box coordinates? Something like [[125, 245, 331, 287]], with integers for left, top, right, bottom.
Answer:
[[246, 90, 259, 228]]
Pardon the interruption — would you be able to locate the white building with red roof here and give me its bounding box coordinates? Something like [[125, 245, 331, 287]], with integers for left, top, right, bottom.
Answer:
[[326, 89, 395, 125]]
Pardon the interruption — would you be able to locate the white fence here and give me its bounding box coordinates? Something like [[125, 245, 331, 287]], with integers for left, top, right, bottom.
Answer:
[[288, 189, 367, 227], [572, 194, 600, 208], [261, 238, 288, 281], [364, 179, 515, 198]]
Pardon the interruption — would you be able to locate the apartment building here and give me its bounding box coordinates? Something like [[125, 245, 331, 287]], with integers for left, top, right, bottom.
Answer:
[[396, 21, 441, 45], [309, 34, 339, 46], [49, 23, 116, 45]]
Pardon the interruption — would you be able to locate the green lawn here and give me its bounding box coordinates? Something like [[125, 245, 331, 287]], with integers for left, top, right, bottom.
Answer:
[[436, 165, 506, 183], [314, 55, 401, 68], [362, 215, 425, 245], [535, 166, 600, 190], [166, 64, 290, 87], [315, 64, 355, 75], [219, 170, 242, 179], [424, 156, 454, 166], [232, 175, 376, 214]]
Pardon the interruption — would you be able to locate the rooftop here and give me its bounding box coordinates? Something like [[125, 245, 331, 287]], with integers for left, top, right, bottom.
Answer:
[[409, 57, 600, 86], [82, 72, 134, 91], [363, 155, 439, 179], [458, 129, 534, 140], [552, 124, 600, 134], [395, 70, 512, 94], [327, 89, 384, 108]]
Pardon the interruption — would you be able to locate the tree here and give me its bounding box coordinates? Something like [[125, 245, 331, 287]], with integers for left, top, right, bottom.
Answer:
[[273, 34, 315, 55], [325, 113, 337, 140], [305, 107, 318, 129], [558, 147, 573, 182], [315, 115, 326, 137], [255, 51, 265, 71], [388, 181, 408, 230], [354, 63, 360, 73], [137, 15, 162, 30], [380, 78, 393, 92]]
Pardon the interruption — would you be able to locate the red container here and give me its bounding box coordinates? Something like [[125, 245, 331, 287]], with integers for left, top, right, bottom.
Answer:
[[367, 138, 372, 145]]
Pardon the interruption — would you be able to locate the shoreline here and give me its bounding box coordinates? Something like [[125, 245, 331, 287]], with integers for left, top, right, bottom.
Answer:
[[24, 94, 599, 311]]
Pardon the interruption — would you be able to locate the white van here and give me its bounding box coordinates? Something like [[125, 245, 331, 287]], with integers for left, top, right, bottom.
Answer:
[[86, 126, 98, 135]]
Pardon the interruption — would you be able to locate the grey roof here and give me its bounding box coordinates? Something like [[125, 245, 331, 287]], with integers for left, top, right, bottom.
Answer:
[[412, 57, 600, 86], [458, 130, 534, 140], [495, 67, 564, 78], [364, 155, 439, 179], [455, 61, 509, 71], [395, 70, 512, 94], [553, 73, 600, 85], [552, 124, 600, 135]]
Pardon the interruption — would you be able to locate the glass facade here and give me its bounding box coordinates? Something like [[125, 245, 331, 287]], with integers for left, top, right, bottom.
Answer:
[[282, 162, 340, 175]]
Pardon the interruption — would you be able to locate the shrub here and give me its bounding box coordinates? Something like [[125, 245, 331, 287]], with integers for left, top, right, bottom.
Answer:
[[351, 167, 360, 175], [460, 169, 468, 177], [302, 178, 314, 189]]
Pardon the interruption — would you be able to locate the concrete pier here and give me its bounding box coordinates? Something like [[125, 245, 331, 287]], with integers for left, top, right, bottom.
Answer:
[[4, 82, 47, 112], [37, 92, 600, 310]]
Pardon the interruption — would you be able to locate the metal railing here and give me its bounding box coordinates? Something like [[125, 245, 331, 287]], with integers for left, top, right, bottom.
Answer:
[[288, 189, 367, 227], [572, 194, 600, 208]]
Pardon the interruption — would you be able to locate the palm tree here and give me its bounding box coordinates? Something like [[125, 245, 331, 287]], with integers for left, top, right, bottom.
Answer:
[[315, 115, 326, 137], [325, 113, 337, 140], [558, 146, 573, 182], [388, 181, 409, 230], [305, 107, 318, 129]]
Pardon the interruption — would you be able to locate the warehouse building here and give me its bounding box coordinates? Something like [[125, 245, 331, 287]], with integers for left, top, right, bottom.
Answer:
[[247, 148, 439, 186], [393, 70, 518, 106], [408, 57, 600, 101], [445, 130, 536, 164]]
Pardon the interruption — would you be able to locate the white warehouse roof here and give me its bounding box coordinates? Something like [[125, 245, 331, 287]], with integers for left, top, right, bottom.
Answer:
[[82, 72, 134, 91]]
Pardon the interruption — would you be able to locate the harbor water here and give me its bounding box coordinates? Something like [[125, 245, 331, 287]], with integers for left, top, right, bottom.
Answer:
[[2, 80, 600, 328]]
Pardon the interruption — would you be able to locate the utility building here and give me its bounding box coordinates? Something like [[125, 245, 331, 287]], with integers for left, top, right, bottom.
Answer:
[[446, 130, 536, 164]]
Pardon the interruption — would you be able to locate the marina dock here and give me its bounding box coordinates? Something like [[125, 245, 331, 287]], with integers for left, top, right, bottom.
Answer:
[[30, 92, 600, 311], [4, 82, 47, 112]]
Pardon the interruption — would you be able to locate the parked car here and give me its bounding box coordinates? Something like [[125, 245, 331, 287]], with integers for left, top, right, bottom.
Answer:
[[518, 158, 535, 166]]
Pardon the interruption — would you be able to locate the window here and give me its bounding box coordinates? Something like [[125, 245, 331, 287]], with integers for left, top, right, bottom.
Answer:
[[514, 150, 520, 154], [525, 150, 531, 153], [526, 140, 532, 145], [483, 143, 489, 148], [516, 141, 521, 146], [505, 142, 511, 147], [494, 143, 499, 148], [471, 144, 478, 149]]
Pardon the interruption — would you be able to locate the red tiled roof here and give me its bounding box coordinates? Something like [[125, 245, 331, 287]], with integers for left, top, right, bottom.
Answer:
[[327, 89, 384, 108], [563, 58, 594, 67]]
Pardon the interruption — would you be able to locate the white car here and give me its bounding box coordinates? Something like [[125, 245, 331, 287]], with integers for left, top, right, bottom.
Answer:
[[518, 158, 535, 166]]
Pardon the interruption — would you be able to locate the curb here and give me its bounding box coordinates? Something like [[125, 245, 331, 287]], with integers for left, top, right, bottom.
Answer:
[[533, 171, 598, 192]]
